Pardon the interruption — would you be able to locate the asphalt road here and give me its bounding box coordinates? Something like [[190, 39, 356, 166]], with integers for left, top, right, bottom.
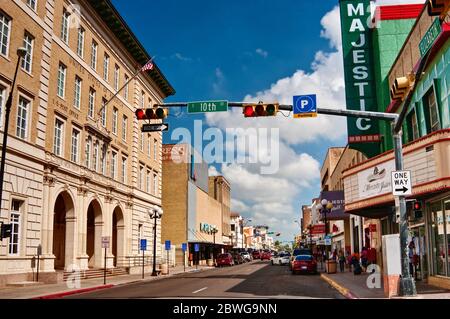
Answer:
[[66, 260, 344, 299]]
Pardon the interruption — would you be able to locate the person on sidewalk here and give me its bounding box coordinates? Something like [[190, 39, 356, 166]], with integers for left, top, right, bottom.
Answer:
[[360, 247, 368, 272], [338, 250, 345, 272]]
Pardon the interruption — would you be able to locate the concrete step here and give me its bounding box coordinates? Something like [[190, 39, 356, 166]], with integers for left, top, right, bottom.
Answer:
[[7, 281, 46, 287], [63, 268, 128, 281]]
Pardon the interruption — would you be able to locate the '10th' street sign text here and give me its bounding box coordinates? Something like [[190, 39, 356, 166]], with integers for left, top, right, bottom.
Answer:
[[187, 101, 228, 113]]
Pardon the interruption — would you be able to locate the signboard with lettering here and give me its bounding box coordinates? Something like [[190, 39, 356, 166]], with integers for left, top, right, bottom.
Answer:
[[319, 191, 346, 220], [340, 0, 380, 157], [357, 160, 395, 199]]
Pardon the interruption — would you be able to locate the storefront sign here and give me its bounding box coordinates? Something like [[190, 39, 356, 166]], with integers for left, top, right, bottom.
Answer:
[[369, 224, 377, 232], [340, 0, 380, 157], [311, 224, 326, 235], [200, 222, 217, 234], [357, 160, 395, 199], [162, 144, 187, 162], [320, 191, 346, 219], [419, 18, 441, 57]]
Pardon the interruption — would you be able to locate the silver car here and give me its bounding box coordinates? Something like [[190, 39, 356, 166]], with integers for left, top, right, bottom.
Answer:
[[240, 252, 252, 262], [271, 252, 291, 265]]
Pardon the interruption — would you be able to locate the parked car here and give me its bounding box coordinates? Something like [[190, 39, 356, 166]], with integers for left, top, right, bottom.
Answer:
[[252, 250, 261, 259], [271, 252, 291, 265], [240, 252, 252, 262], [290, 248, 313, 269], [291, 255, 317, 274], [260, 250, 272, 260], [231, 252, 244, 264], [216, 253, 234, 267]]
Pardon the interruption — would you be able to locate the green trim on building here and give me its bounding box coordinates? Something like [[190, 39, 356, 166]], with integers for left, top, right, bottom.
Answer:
[[86, 0, 175, 97]]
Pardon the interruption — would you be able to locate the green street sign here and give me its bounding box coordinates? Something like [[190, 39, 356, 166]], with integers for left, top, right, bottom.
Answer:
[[187, 100, 228, 113], [419, 18, 441, 57]]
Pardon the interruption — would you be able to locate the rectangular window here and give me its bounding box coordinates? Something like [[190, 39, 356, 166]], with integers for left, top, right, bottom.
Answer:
[[114, 65, 120, 92], [53, 118, 63, 156], [101, 145, 106, 175], [138, 224, 143, 251], [0, 12, 11, 56], [140, 132, 144, 152], [407, 109, 420, 141], [60, 9, 70, 44], [90, 41, 97, 70], [427, 89, 441, 133], [146, 170, 151, 193], [101, 98, 106, 127], [88, 88, 95, 118], [9, 200, 22, 255], [85, 137, 92, 168], [122, 115, 127, 141], [121, 156, 127, 184], [111, 151, 117, 179], [153, 139, 157, 161], [71, 128, 80, 163], [93, 142, 99, 172], [112, 107, 118, 135], [139, 165, 144, 190], [103, 54, 109, 82], [73, 76, 82, 109], [147, 135, 151, 157], [77, 27, 84, 58], [16, 96, 29, 140], [0, 85, 5, 127], [57, 63, 66, 98], [21, 32, 34, 73], [27, 0, 37, 11], [153, 173, 158, 196], [124, 74, 129, 100], [141, 91, 145, 108]]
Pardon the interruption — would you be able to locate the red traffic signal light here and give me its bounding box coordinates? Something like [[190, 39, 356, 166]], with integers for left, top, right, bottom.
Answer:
[[243, 103, 279, 117], [427, 0, 450, 17], [413, 201, 422, 211], [135, 107, 169, 120]]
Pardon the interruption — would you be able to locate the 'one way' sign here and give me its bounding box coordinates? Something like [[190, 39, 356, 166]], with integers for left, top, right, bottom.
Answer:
[[391, 171, 412, 196]]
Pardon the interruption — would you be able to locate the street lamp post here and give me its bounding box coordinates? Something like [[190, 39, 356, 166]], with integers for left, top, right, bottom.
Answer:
[[0, 48, 28, 214], [317, 199, 333, 261], [149, 207, 163, 276], [308, 225, 313, 250], [241, 218, 252, 249], [211, 226, 218, 265]]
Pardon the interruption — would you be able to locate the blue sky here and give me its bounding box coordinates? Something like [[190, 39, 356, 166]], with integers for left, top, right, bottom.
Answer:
[[111, 0, 422, 242]]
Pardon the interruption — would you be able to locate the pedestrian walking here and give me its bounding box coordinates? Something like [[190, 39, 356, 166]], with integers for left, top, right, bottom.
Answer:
[[338, 250, 345, 272]]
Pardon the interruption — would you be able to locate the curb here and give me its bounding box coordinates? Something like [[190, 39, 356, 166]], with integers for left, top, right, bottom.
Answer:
[[320, 273, 358, 299], [32, 284, 115, 299], [30, 267, 214, 299]]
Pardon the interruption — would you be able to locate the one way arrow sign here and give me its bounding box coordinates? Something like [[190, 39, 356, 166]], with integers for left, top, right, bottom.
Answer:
[[142, 123, 169, 133], [391, 171, 412, 196]]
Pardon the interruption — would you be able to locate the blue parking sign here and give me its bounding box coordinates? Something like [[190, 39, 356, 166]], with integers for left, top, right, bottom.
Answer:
[[293, 95, 317, 118], [194, 244, 200, 252], [140, 239, 147, 251], [182, 243, 187, 252], [165, 240, 171, 251]]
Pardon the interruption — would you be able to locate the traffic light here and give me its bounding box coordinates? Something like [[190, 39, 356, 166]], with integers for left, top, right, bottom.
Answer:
[[243, 103, 279, 117], [135, 107, 169, 120], [411, 200, 423, 220], [390, 75, 415, 102], [0, 223, 12, 241], [427, 0, 450, 19]]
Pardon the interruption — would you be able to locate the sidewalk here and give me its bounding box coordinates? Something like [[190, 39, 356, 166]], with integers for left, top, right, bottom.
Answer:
[[0, 265, 214, 299], [320, 269, 450, 299]]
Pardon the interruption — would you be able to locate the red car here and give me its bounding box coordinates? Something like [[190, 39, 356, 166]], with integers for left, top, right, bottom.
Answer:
[[216, 253, 234, 267], [292, 255, 317, 274], [252, 250, 261, 259], [260, 251, 272, 260]]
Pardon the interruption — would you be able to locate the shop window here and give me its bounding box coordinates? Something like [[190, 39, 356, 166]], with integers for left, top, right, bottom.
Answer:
[[407, 108, 420, 141], [430, 201, 447, 276], [9, 200, 23, 255]]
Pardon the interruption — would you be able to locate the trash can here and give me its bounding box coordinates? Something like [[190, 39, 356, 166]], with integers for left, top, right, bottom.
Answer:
[[207, 259, 214, 267], [326, 260, 337, 274]]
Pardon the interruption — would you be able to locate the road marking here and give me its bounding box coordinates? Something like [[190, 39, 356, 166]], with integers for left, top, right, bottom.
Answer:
[[192, 287, 208, 294]]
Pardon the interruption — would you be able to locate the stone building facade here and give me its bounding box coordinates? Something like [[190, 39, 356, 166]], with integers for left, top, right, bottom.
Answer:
[[0, 0, 174, 286]]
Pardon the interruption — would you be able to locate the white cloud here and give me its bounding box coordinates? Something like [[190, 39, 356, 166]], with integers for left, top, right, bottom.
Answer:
[[208, 165, 220, 176], [255, 48, 268, 58], [212, 67, 226, 95], [204, 6, 344, 241], [172, 53, 193, 62]]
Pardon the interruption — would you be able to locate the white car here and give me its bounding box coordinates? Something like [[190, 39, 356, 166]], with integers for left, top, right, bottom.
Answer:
[[271, 252, 291, 265]]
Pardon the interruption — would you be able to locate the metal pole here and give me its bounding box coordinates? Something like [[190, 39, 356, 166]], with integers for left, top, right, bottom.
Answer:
[[0, 50, 25, 213], [392, 123, 417, 296], [104, 247, 107, 285], [36, 250, 40, 282], [167, 250, 169, 275], [152, 214, 158, 276], [183, 250, 186, 273], [142, 248, 145, 279]]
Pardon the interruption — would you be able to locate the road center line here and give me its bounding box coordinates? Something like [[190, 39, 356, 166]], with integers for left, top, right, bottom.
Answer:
[[192, 287, 208, 294]]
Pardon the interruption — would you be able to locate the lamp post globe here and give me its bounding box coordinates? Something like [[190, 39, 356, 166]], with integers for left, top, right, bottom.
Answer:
[[149, 207, 163, 276]]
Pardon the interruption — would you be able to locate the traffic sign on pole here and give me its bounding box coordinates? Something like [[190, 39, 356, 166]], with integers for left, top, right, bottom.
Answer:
[[165, 240, 171, 251], [140, 239, 147, 251], [142, 123, 169, 132], [187, 100, 228, 113], [181, 243, 187, 252], [293, 95, 317, 118], [391, 171, 412, 196], [102, 236, 110, 248]]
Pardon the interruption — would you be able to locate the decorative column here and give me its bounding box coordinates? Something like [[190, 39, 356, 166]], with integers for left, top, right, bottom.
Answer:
[[40, 172, 56, 271], [77, 184, 89, 270]]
